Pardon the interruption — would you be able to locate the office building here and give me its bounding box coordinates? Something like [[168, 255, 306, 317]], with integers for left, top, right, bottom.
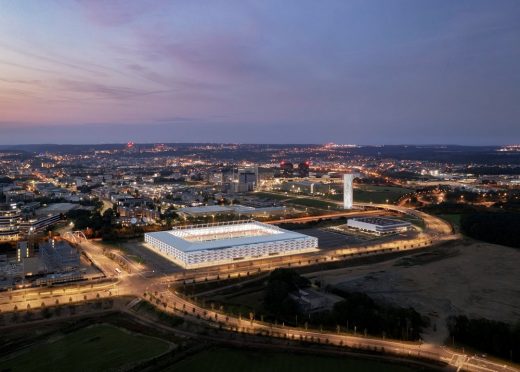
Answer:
[[0, 206, 21, 241]]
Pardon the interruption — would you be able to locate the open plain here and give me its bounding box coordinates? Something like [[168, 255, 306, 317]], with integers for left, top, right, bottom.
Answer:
[[305, 240, 520, 343]]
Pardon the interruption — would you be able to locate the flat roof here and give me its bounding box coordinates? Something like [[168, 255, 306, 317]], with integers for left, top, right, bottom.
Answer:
[[146, 222, 315, 253], [179, 205, 232, 214], [38, 203, 78, 212], [350, 217, 412, 227]]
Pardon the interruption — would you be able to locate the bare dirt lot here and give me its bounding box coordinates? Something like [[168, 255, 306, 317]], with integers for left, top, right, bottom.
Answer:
[[304, 240, 520, 344]]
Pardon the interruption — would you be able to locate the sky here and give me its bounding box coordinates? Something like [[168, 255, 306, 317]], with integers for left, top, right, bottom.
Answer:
[[0, 0, 519, 145]]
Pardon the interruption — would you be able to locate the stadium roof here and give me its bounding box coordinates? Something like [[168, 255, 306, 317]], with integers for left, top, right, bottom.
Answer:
[[145, 222, 315, 253]]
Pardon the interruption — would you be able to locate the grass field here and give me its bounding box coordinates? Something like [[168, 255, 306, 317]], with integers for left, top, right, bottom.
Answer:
[[253, 192, 291, 200], [252, 192, 340, 210], [166, 347, 420, 372], [353, 185, 413, 204], [286, 198, 340, 210], [0, 324, 171, 372], [254, 186, 412, 207], [324, 185, 412, 204]]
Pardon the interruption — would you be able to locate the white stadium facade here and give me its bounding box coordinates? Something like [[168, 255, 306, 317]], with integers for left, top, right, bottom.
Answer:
[[144, 220, 318, 269]]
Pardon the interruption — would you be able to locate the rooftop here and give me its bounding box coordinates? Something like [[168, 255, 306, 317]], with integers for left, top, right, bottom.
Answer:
[[351, 217, 412, 227], [179, 205, 232, 214], [146, 220, 314, 253]]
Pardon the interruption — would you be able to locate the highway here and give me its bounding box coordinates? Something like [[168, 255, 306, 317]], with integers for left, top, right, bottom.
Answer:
[[0, 203, 515, 371], [149, 287, 517, 372], [266, 209, 383, 224]]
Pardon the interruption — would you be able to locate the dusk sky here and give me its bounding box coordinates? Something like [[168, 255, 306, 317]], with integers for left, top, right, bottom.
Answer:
[[0, 0, 519, 145]]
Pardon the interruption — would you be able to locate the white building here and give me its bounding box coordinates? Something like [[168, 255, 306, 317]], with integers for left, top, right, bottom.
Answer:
[[144, 220, 318, 269], [343, 174, 354, 209], [347, 217, 412, 235]]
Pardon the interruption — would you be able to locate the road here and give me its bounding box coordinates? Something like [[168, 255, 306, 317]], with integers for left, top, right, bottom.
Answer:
[[266, 209, 382, 224], [0, 203, 515, 371]]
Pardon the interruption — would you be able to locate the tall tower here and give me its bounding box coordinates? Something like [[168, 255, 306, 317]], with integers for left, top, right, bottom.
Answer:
[[343, 174, 354, 209]]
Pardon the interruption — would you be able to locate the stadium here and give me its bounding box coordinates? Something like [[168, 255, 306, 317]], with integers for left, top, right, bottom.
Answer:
[[144, 220, 318, 269]]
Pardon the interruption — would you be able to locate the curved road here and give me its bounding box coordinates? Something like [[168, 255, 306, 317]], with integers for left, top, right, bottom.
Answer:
[[0, 204, 514, 372]]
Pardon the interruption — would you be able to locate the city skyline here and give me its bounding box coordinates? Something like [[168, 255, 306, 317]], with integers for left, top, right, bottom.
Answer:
[[1, 2, 519, 369], [1, 0, 519, 145]]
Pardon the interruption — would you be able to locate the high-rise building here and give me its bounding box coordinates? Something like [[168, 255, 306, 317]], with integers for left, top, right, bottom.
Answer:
[[343, 174, 354, 209], [234, 166, 258, 192]]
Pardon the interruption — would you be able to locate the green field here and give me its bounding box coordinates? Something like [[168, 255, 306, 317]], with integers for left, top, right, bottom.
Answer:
[[254, 186, 412, 207], [251, 192, 340, 210], [0, 324, 170, 372], [286, 198, 340, 210], [325, 185, 412, 204], [253, 192, 292, 200], [166, 347, 422, 372], [353, 185, 413, 204]]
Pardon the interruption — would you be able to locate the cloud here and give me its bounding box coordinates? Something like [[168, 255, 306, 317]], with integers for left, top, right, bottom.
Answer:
[[0, 78, 42, 85], [55, 79, 171, 100], [136, 29, 271, 81], [76, 0, 167, 27], [125, 63, 223, 94]]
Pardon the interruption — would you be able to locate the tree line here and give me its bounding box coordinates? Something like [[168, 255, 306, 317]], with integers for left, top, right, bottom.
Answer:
[[263, 269, 427, 341], [447, 315, 520, 362], [460, 212, 520, 248]]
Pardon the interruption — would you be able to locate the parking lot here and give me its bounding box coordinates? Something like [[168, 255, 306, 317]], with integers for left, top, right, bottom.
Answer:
[[296, 228, 366, 250]]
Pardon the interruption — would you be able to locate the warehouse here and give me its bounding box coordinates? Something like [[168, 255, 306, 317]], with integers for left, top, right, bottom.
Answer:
[[144, 220, 318, 269]]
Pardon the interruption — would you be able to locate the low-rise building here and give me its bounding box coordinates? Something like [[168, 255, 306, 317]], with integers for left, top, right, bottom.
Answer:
[[347, 217, 412, 235]]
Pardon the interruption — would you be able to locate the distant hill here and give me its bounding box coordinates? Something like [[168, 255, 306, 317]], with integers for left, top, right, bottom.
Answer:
[[0, 144, 518, 164]]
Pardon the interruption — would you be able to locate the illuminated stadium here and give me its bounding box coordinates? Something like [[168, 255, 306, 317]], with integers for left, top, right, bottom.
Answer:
[[144, 220, 318, 268]]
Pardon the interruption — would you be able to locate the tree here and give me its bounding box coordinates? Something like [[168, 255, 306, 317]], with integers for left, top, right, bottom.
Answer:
[[264, 269, 310, 320]]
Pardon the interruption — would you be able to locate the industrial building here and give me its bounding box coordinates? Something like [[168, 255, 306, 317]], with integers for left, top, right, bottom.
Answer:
[[347, 217, 412, 235], [144, 220, 318, 268]]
